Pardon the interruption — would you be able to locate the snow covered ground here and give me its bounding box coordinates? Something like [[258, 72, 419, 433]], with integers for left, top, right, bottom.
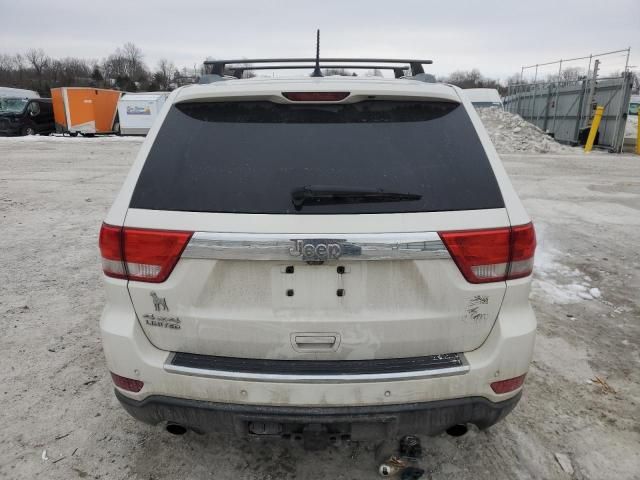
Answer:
[[535, 246, 602, 302], [4, 133, 145, 142]]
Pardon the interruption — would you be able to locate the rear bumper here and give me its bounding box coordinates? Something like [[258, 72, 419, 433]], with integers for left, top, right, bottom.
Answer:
[[100, 275, 536, 431], [115, 389, 522, 438]]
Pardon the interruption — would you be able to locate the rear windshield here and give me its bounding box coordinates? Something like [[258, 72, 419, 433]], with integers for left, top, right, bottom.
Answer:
[[130, 100, 504, 214]]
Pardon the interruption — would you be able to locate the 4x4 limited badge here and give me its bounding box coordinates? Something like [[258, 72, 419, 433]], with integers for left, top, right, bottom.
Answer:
[[143, 313, 181, 330], [289, 239, 361, 261]]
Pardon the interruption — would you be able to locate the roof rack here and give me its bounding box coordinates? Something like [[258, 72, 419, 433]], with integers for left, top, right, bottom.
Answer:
[[203, 58, 433, 79]]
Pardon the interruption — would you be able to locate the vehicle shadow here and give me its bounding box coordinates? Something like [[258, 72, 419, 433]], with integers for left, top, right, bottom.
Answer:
[[125, 416, 542, 480]]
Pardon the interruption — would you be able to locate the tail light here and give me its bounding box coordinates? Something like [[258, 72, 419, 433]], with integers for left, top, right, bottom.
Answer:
[[508, 223, 537, 279], [282, 92, 350, 101], [99, 223, 127, 279], [439, 223, 536, 283], [110, 372, 144, 392], [99, 223, 192, 283], [491, 374, 526, 394]]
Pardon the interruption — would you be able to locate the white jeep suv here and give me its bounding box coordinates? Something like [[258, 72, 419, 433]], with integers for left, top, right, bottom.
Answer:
[[99, 59, 536, 444]]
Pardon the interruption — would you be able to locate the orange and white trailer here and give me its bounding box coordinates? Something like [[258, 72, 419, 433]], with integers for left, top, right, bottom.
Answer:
[[51, 87, 122, 135]]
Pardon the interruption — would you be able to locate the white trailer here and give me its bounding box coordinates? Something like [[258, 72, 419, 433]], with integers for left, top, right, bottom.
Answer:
[[463, 88, 503, 108], [0, 87, 40, 99], [117, 92, 169, 135]]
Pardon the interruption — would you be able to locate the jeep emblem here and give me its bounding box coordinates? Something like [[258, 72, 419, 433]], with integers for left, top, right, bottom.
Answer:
[[289, 239, 343, 261]]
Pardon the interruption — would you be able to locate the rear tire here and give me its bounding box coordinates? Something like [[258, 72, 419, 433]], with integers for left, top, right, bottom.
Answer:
[[68, 132, 78, 137], [21, 126, 36, 136]]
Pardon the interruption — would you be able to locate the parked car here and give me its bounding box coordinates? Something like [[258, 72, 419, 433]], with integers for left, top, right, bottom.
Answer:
[[0, 97, 54, 136], [99, 58, 536, 446], [463, 88, 504, 109], [0, 86, 40, 99]]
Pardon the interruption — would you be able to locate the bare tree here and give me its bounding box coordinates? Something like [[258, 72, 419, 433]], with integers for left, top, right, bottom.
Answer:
[[155, 58, 176, 90], [235, 63, 256, 79], [0, 54, 14, 86], [543, 67, 585, 83], [0, 45, 186, 93], [91, 64, 104, 86], [323, 68, 350, 76], [121, 42, 145, 80], [0, 54, 12, 72], [561, 67, 584, 82], [506, 72, 527, 86], [14, 53, 25, 72], [446, 69, 483, 88], [25, 48, 49, 87], [102, 42, 149, 90], [442, 69, 507, 94]]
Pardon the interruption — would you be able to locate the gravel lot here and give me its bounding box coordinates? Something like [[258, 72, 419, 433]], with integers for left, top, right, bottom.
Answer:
[[1, 137, 639, 480]]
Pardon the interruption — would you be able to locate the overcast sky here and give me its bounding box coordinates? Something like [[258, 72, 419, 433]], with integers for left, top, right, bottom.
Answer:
[[2, 0, 639, 80]]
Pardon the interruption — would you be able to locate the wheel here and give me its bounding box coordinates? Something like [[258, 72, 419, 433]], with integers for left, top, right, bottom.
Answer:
[[68, 132, 78, 137], [21, 126, 36, 136]]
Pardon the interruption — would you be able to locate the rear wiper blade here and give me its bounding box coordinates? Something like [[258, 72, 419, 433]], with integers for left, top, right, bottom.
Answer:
[[291, 185, 422, 210]]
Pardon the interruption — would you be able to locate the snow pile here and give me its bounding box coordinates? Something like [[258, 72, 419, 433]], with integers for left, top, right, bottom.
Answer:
[[533, 245, 602, 304], [477, 107, 574, 154]]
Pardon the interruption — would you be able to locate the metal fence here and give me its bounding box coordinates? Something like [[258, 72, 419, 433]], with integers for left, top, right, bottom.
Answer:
[[504, 49, 635, 152], [504, 73, 634, 152]]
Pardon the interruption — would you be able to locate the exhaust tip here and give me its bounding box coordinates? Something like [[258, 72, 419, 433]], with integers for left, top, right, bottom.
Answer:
[[166, 423, 187, 435], [446, 424, 468, 437]]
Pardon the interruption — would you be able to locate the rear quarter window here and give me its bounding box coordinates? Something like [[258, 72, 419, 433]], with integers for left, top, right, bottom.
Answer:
[[130, 100, 504, 214]]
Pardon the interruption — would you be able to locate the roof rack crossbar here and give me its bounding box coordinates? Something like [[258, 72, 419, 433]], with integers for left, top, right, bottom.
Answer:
[[228, 64, 414, 79], [231, 64, 405, 71], [205, 58, 432, 78]]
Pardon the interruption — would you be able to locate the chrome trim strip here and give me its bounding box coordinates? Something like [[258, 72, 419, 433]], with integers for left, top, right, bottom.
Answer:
[[163, 355, 469, 384], [182, 231, 449, 261]]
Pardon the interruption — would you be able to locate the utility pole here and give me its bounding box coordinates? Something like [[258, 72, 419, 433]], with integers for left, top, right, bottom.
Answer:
[[583, 59, 600, 128]]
